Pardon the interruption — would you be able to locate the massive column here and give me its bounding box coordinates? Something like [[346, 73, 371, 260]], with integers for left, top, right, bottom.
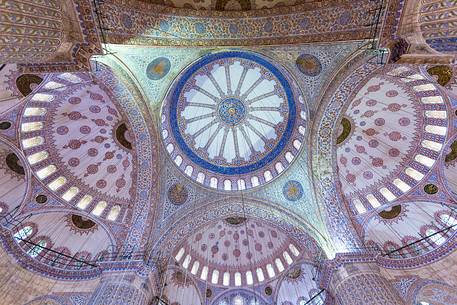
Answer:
[[88, 265, 158, 305], [328, 262, 405, 305]]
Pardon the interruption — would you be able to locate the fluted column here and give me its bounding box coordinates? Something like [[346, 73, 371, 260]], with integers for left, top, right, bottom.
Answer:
[[328, 262, 405, 305], [0, 0, 67, 64], [88, 268, 155, 305], [0, 0, 100, 72]]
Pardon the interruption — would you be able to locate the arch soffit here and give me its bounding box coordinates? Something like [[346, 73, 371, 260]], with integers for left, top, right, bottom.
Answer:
[[272, 259, 321, 302], [162, 264, 204, 304], [6, 207, 118, 247], [308, 51, 370, 250], [90, 58, 160, 249]]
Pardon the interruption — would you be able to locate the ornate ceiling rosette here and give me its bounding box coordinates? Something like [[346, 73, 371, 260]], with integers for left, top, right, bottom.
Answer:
[[161, 51, 307, 191]]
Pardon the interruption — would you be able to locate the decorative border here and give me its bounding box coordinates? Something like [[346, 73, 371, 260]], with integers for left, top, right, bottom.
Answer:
[[100, 0, 376, 46]]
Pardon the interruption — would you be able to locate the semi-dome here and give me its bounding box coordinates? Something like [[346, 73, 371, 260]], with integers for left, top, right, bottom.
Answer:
[[337, 66, 449, 215], [19, 71, 137, 223], [173, 218, 303, 286]]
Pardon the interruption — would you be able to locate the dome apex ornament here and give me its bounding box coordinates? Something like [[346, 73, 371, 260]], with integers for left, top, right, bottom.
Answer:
[[161, 51, 306, 190]]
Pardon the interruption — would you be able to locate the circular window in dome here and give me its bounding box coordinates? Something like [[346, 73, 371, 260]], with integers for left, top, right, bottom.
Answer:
[[161, 51, 306, 190]]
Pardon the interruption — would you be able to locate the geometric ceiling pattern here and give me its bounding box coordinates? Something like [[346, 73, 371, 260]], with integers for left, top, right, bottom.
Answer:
[[3, 0, 457, 302], [153, 0, 300, 10]]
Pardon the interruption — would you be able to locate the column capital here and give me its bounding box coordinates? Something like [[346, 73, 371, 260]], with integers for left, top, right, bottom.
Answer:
[[88, 261, 161, 305], [318, 252, 405, 305]]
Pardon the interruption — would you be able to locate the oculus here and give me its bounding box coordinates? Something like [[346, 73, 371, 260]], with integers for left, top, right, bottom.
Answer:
[[6, 153, 25, 175], [379, 205, 402, 220]]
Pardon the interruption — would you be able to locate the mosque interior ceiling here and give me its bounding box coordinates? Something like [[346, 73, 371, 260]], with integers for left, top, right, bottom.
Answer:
[[0, 0, 457, 304]]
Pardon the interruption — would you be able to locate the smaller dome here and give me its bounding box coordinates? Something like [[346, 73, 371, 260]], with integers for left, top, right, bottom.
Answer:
[[172, 218, 302, 286]]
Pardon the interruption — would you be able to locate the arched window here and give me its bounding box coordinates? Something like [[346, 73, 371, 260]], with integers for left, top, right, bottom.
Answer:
[[27, 240, 46, 258], [403, 238, 427, 257], [13, 226, 33, 241], [49, 248, 70, 268], [307, 289, 325, 305], [107, 205, 121, 221], [439, 213, 457, 227], [425, 228, 446, 246]]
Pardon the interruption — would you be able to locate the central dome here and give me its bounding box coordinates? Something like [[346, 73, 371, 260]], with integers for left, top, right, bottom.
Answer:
[[161, 51, 306, 191]]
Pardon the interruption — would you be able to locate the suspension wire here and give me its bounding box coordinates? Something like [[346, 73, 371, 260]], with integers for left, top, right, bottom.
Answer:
[[156, 251, 172, 305], [385, 223, 457, 256], [238, 174, 259, 301], [203, 228, 210, 305]]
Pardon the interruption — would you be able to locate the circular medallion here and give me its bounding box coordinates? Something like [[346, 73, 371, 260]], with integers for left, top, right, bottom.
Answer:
[[424, 183, 438, 195], [0, 121, 11, 130], [283, 180, 304, 201], [146, 57, 171, 80], [35, 194, 48, 204], [161, 51, 306, 190], [296, 54, 322, 77], [167, 183, 188, 205]]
